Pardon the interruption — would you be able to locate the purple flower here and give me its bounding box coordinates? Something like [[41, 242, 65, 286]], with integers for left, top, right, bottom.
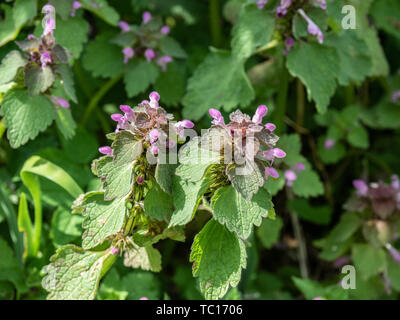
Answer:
[[166, 140, 175, 148], [391, 90, 400, 103], [149, 129, 159, 144], [140, 297, 149, 300], [40, 52, 53, 68], [314, 0, 327, 10], [27, 34, 36, 40], [313, 297, 325, 300], [298, 9, 324, 44], [391, 175, 400, 190], [51, 96, 70, 108], [276, 0, 291, 17], [256, 0, 268, 10], [145, 49, 156, 62], [151, 145, 159, 155], [43, 17, 56, 36], [265, 167, 279, 179], [136, 175, 144, 184], [283, 37, 294, 55], [71, 1, 82, 17], [284, 170, 297, 186], [324, 138, 335, 149], [252, 105, 268, 124], [262, 148, 286, 161], [156, 55, 172, 72], [175, 120, 194, 138], [118, 21, 131, 33], [333, 256, 350, 268], [149, 91, 160, 108], [294, 163, 305, 171], [99, 146, 113, 156], [353, 179, 368, 197], [265, 123, 276, 132], [122, 47, 134, 64], [386, 243, 400, 264], [209, 108, 225, 126], [160, 26, 170, 35], [142, 11, 152, 24], [111, 247, 119, 255], [120, 105, 135, 122], [111, 114, 124, 122]]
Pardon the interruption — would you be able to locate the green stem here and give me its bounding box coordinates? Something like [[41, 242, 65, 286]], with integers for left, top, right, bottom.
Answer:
[[296, 79, 305, 131], [209, 0, 222, 48], [80, 74, 123, 126], [0, 118, 6, 140], [273, 68, 289, 135]]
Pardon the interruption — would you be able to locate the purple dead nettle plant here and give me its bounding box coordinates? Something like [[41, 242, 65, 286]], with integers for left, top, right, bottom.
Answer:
[[113, 11, 173, 71], [345, 175, 400, 264], [10, 4, 73, 108]]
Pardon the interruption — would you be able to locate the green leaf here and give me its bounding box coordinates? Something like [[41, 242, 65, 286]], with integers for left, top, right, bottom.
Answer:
[[291, 166, 324, 198], [256, 216, 283, 249], [190, 219, 247, 300], [387, 253, 400, 291], [81, 0, 120, 26], [55, 64, 78, 103], [24, 64, 55, 96], [123, 59, 160, 98], [231, 4, 275, 59], [317, 212, 362, 261], [292, 277, 348, 300], [176, 137, 220, 182], [0, 237, 27, 292], [288, 198, 332, 225], [111, 131, 143, 166], [182, 51, 254, 120], [227, 160, 264, 201], [347, 125, 369, 149], [144, 183, 173, 221], [155, 160, 177, 195], [325, 31, 372, 86], [317, 137, 346, 164], [82, 33, 124, 78], [159, 36, 187, 58], [42, 245, 117, 300], [124, 243, 162, 272], [211, 185, 274, 240], [51, 207, 83, 248], [153, 62, 186, 106], [277, 134, 303, 165], [353, 0, 389, 77], [80, 192, 127, 249], [55, 108, 77, 140], [0, 50, 26, 85], [0, 0, 37, 46], [169, 175, 212, 227], [370, 0, 400, 40], [1, 88, 56, 148], [61, 126, 98, 164], [360, 101, 400, 129], [98, 269, 161, 300], [263, 170, 285, 196], [287, 42, 339, 113], [94, 156, 134, 201], [352, 243, 386, 280]]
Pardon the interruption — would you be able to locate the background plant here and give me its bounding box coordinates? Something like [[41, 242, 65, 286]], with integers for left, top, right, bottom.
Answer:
[[0, 0, 400, 300]]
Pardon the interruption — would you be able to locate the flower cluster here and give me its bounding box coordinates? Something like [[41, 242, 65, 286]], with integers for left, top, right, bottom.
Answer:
[[13, 4, 71, 108], [208, 105, 285, 181], [99, 91, 193, 156], [113, 12, 173, 71], [346, 175, 400, 220]]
